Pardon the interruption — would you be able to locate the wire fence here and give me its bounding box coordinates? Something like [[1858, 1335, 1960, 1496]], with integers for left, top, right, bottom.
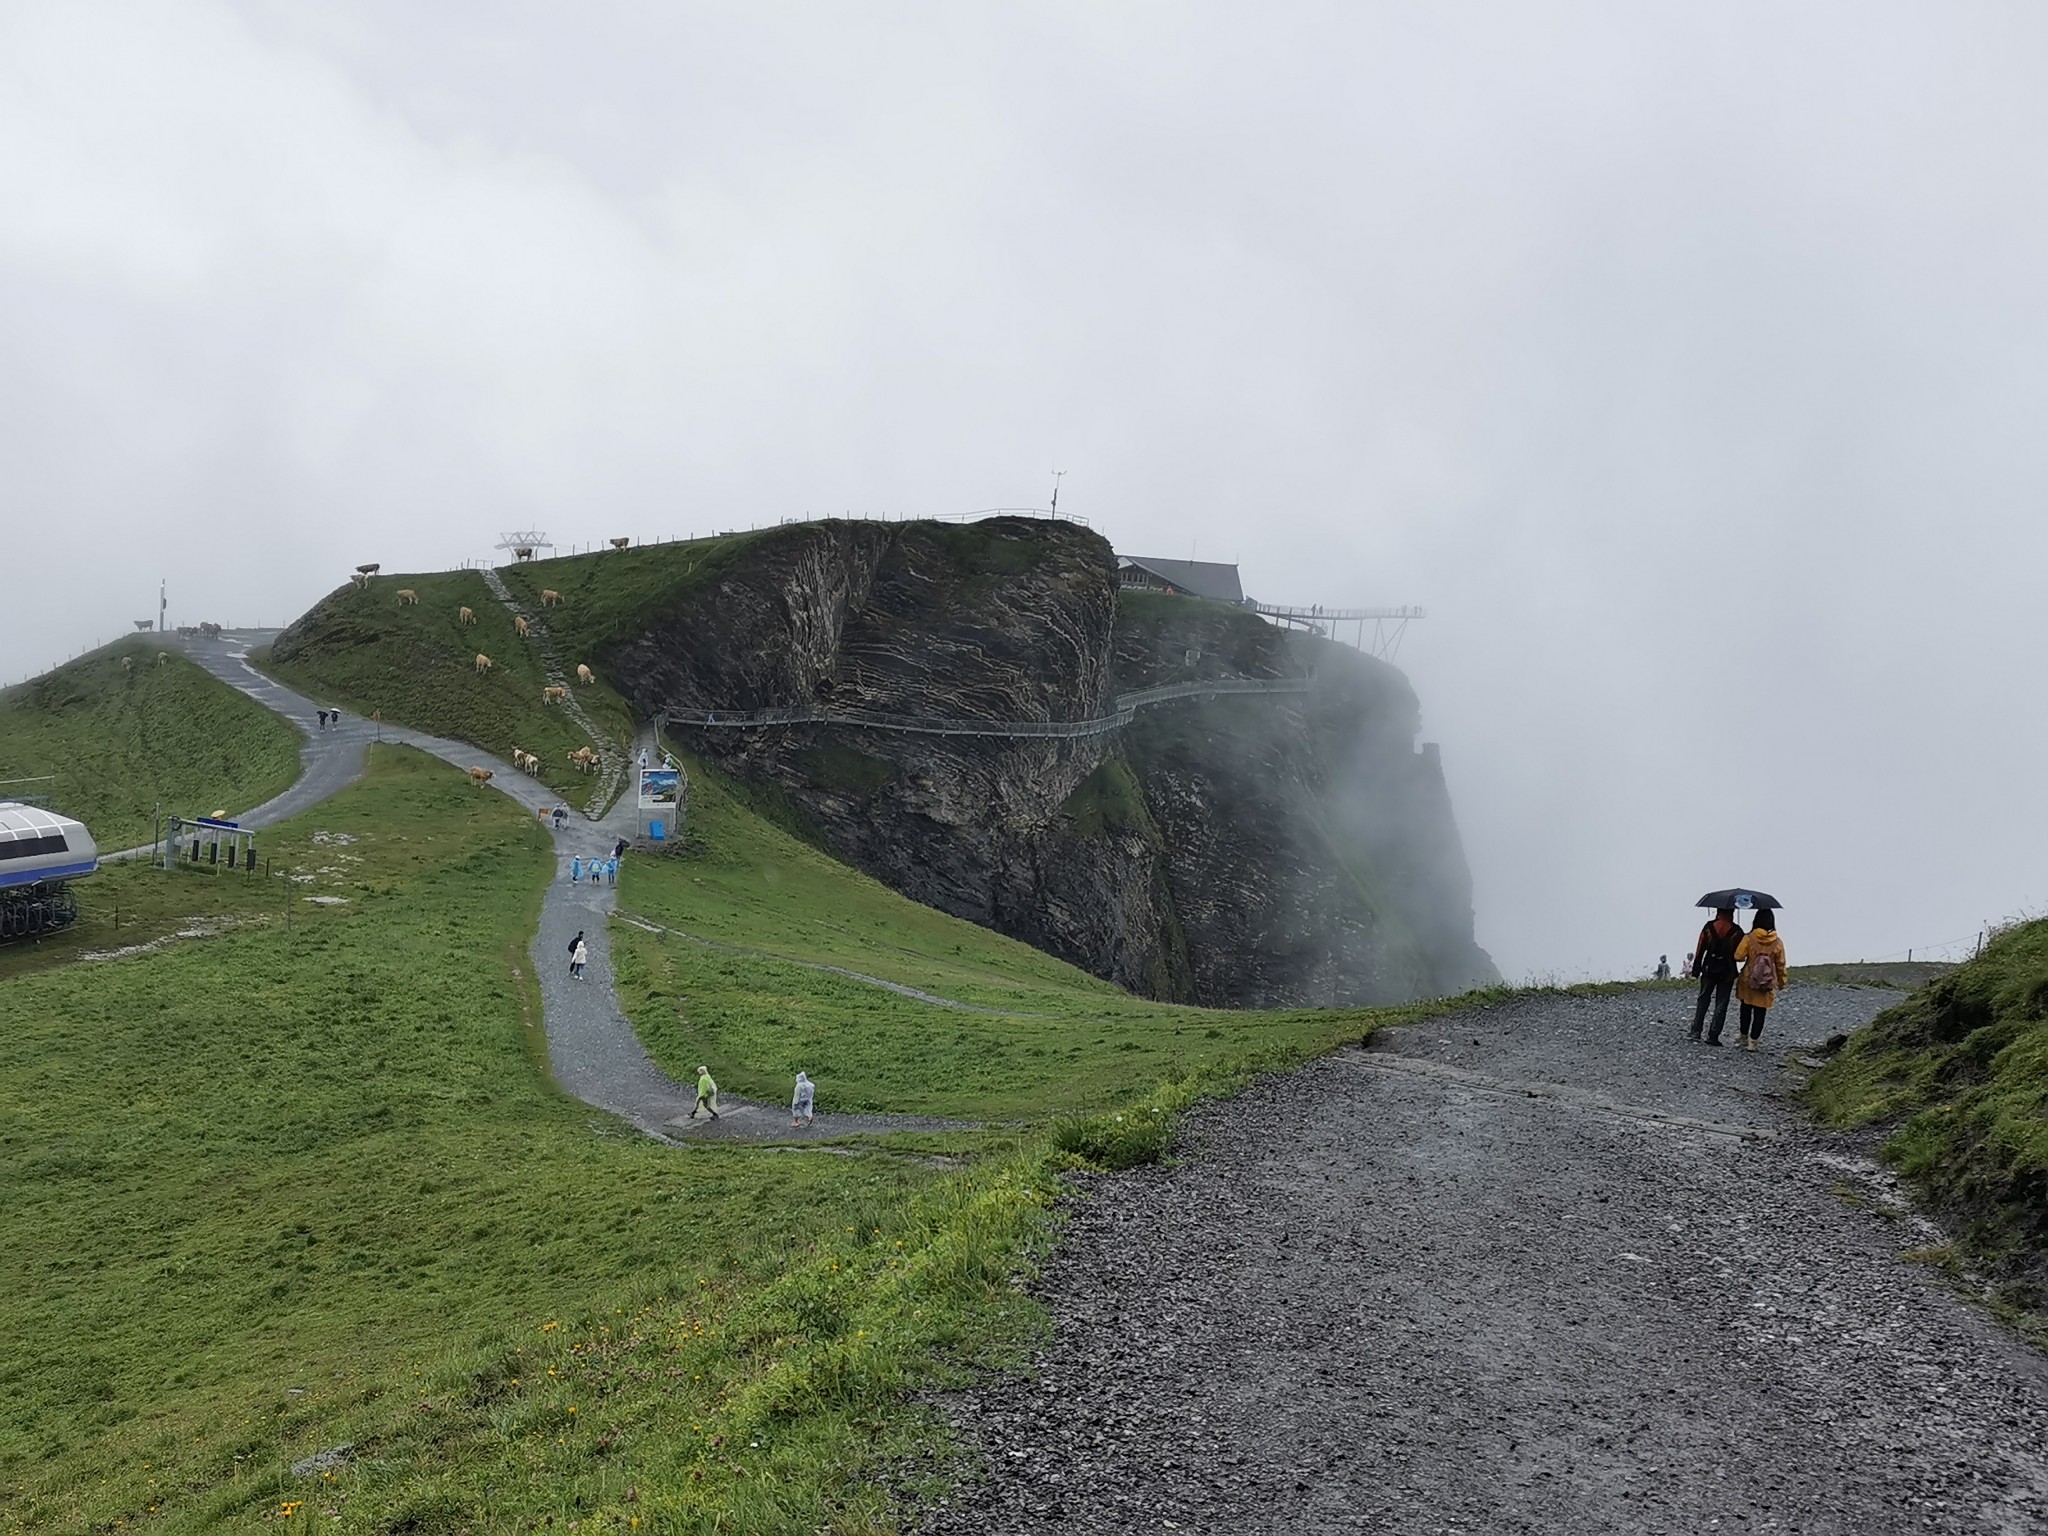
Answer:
[[461, 507, 1090, 564]]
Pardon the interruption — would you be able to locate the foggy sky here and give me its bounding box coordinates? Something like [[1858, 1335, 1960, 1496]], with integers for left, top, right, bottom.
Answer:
[[5, 1, 2045, 981]]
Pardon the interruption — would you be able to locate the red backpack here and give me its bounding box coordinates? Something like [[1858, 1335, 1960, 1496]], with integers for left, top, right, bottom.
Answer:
[[1745, 941, 1778, 991]]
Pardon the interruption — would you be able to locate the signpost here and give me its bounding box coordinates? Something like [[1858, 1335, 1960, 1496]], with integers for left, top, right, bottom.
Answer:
[[638, 766, 682, 843]]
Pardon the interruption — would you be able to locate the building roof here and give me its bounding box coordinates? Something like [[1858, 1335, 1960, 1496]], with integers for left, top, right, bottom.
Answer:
[[0, 801, 78, 840], [1117, 556, 1245, 605]]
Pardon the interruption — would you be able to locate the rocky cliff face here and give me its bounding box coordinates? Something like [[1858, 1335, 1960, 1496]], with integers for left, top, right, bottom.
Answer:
[[605, 517, 1496, 1006]]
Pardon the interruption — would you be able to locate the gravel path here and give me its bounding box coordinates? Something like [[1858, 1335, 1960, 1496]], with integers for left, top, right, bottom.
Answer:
[[924, 985, 2048, 1535], [167, 631, 962, 1146]]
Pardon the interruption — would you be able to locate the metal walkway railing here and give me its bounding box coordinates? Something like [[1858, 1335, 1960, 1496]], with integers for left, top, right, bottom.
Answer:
[[661, 675, 1315, 740]]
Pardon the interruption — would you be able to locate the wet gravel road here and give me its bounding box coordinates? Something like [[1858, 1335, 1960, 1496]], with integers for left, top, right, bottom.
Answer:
[[924, 986, 2048, 1535]]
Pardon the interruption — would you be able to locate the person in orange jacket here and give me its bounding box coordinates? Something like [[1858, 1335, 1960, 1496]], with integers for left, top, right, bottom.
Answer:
[[1732, 909, 1788, 1051]]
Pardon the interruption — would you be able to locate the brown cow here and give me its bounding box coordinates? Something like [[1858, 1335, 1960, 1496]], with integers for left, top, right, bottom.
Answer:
[[609, 537, 630, 550], [458, 606, 476, 625], [395, 589, 418, 605], [474, 653, 493, 673], [539, 589, 563, 607], [467, 765, 494, 786], [356, 563, 381, 575], [515, 615, 531, 638], [567, 747, 599, 773], [542, 685, 567, 705], [575, 663, 594, 685]]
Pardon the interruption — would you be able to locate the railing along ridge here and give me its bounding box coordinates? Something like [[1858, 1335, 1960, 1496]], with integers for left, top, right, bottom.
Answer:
[[662, 674, 1314, 740]]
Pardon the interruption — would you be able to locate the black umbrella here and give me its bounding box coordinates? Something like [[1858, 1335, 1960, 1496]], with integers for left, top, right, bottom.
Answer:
[[1696, 888, 1782, 912]]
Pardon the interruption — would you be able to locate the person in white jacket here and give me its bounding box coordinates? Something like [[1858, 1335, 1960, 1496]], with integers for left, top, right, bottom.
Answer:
[[792, 1071, 815, 1128], [569, 937, 588, 980]]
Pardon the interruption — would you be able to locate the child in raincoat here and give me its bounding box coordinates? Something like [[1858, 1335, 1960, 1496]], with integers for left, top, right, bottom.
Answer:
[[1733, 910, 1787, 1051], [792, 1071, 815, 1128], [692, 1066, 720, 1119]]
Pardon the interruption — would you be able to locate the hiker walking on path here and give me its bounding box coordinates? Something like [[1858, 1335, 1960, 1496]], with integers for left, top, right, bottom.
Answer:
[[570, 855, 582, 882], [1733, 910, 1787, 1051], [1655, 954, 1670, 980], [566, 929, 585, 979], [692, 1066, 720, 1119], [792, 1071, 815, 1128], [569, 936, 588, 981], [1690, 908, 1744, 1045]]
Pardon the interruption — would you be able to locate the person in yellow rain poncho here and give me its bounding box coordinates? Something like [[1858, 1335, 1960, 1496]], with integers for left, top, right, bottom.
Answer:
[[691, 1065, 720, 1119], [1733, 909, 1787, 1052]]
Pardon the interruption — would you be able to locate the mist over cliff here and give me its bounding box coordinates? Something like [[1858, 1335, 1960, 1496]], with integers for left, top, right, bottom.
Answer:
[[612, 517, 1496, 1006]]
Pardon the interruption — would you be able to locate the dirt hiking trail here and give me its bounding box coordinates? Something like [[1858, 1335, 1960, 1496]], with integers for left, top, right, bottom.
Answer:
[[925, 985, 2048, 1535], [171, 630, 953, 1145]]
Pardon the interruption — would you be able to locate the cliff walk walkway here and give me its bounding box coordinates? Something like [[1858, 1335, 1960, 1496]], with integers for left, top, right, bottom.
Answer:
[[661, 674, 1316, 740]]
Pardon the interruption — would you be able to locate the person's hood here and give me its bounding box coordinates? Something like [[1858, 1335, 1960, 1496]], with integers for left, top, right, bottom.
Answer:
[[796, 1072, 811, 1084]]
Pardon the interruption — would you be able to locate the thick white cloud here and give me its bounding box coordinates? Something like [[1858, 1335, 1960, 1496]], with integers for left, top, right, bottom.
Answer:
[[4, 0, 2045, 977]]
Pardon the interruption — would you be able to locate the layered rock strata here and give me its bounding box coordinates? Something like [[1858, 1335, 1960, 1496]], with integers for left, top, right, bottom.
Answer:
[[609, 517, 1496, 1005]]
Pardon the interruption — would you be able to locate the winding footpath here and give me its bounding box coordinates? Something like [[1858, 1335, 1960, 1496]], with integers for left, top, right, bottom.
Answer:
[[922, 986, 2048, 1534], [170, 630, 942, 1144]]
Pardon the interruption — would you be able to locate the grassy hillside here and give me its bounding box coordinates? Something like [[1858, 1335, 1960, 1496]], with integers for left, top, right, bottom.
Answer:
[[0, 637, 300, 849], [0, 748, 1053, 1534], [261, 569, 636, 795], [497, 534, 761, 668], [1808, 919, 2048, 1312], [610, 746, 1417, 1120]]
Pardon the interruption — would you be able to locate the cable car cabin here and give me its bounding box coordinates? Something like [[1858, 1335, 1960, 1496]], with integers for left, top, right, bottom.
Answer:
[[0, 800, 99, 940]]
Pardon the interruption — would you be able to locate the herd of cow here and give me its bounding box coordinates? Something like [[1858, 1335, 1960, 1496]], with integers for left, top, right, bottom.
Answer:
[[467, 744, 599, 789], [347, 563, 615, 789], [349, 561, 599, 707]]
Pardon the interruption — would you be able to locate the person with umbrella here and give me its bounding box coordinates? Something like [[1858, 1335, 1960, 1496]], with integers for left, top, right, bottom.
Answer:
[[1688, 889, 1779, 1046], [1734, 908, 1788, 1050]]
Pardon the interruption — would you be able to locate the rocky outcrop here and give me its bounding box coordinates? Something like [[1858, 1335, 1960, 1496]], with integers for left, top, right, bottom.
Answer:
[[1112, 592, 1495, 1004], [604, 517, 1495, 1006]]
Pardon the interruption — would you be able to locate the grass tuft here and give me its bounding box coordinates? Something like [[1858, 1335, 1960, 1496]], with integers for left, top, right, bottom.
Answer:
[[1807, 918, 2048, 1313]]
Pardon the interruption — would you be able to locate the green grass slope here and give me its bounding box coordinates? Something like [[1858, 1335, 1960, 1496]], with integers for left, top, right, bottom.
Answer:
[[497, 534, 761, 669], [1808, 919, 2048, 1312], [0, 748, 1053, 1534], [610, 746, 1421, 1121], [0, 638, 299, 848], [262, 570, 636, 796]]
